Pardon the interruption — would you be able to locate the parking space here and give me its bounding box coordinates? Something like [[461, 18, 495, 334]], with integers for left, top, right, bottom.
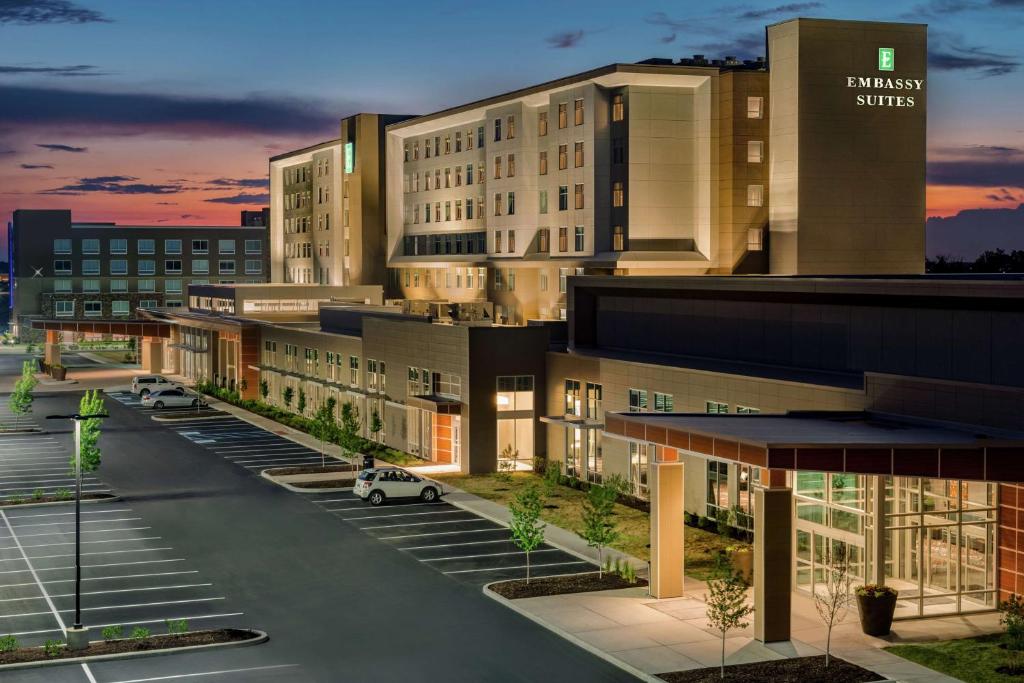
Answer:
[[166, 417, 337, 472], [0, 403, 42, 432], [0, 431, 110, 502], [106, 390, 218, 416]]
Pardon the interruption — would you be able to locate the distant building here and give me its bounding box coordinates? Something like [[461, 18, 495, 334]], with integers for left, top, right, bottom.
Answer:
[[240, 208, 270, 227]]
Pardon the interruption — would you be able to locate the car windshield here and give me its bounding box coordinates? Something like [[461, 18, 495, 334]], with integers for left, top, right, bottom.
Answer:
[[358, 471, 377, 481]]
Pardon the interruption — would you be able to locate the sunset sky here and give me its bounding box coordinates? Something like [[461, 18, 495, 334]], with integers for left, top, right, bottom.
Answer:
[[1, 0, 1022, 244]]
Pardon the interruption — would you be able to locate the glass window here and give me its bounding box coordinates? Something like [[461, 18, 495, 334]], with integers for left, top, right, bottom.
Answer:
[[219, 260, 236, 274], [82, 238, 99, 254], [138, 239, 155, 254], [55, 300, 74, 317], [654, 392, 674, 412], [574, 226, 584, 251], [538, 111, 548, 136], [706, 400, 729, 414], [707, 461, 729, 516], [628, 389, 648, 411], [612, 93, 624, 121], [138, 260, 156, 275], [192, 259, 209, 274], [574, 141, 584, 167], [538, 228, 550, 253], [558, 102, 567, 128], [244, 239, 262, 254], [165, 239, 182, 254], [54, 260, 72, 275], [82, 259, 100, 275], [54, 239, 71, 254], [494, 118, 502, 142], [165, 279, 182, 294], [629, 442, 649, 498], [747, 184, 764, 207], [110, 279, 127, 292], [558, 144, 567, 170], [111, 301, 129, 316], [218, 239, 236, 254], [558, 186, 568, 211], [138, 278, 156, 293], [82, 278, 100, 293], [84, 301, 102, 317], [748, 140, 764, 163], [54, 279, 72, 293], [245, 260, 262, 274], [110, 259, 127, 275], [613, 225, 625, 251], [613, 181, 624, 207], [575, 183, 584, 209], [539, 151, 547, 175], [110, 238, 128, 254], [747, 96, 764, 119], [139, 300, 157, 309], [165, 259, 182, 274], [574, 98, 584, 125], [192, 239, 209, 254]]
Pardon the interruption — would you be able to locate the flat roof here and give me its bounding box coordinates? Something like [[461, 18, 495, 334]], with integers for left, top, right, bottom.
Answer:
[[269, 137, 341, 162]]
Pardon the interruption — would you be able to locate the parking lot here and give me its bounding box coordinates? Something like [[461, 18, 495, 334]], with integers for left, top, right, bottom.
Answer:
[[107, 389, 218, 416], [155, 417, 594, 586], [0, 431, 110, 503]]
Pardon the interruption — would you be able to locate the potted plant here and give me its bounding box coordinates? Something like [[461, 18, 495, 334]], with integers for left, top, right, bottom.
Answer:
[[50, 364, 67, 381], [728, 545, 753, 585], [855, 584, 898, 636]]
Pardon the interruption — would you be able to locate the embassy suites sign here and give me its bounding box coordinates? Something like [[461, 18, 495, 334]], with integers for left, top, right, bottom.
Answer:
[[845, 48, 924, 108]]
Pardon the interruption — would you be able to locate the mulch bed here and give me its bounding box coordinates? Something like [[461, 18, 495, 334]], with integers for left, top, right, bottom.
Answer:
[[285, 479, 355, 489], [0, 492, 116, 507], [264, 464, 354, 476], [658, 655, 884, 683], [489, 571, 648, 599], [0, 629, 255, 665]]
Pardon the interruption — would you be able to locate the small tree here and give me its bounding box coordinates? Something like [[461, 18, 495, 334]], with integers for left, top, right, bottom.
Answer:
[[282, 386, 294, 409], [312, 397, 337, 469], [1000, 593, 1024, 651], [705, 572, 754, 679], [9, 361, 38, 430], [338, 401, 361, 452], [297, 388, 307, 415], [509, 483, 546, 584], [369, 409, 383, 443], [259, 379, 269, 402], [76, 389, 105, 472], [580, 482, 620, 576], [815, 545, 853, 667]]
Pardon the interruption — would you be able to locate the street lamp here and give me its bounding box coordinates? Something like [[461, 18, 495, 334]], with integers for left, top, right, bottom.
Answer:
[[47, 411, 109, 651]]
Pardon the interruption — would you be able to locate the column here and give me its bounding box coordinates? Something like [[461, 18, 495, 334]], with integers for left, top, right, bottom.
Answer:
[[649, 459, 685, 598], [44, 330, 61, 367], [754, 469, 792, 643], [140, 337, 164, 374], [869, 475, 887, 585]]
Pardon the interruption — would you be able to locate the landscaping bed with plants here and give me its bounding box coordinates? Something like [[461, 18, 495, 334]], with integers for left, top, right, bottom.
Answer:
[[0, 627, 258, 666], [657, 656, 883, 683], [0, 491, 116, 507], [489, 570, 647, 599], [264, 464, 353, 476]]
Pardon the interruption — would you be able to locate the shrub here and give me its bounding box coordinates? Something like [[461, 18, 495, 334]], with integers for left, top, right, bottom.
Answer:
[[684, 511, 696, 527], [543, 460, 562, 490], [43, 639, 63, 657], [32, 488, 45, 501], [1000, 594, 1024, 651], [619, 561, 638, 584], [55, 488, 73, 501], [131, 626, 150, 639], [166, 618, 188, 635], [0, 634, 17, 652], [698, 516, 715, 531], [715, 508, 731, 535], [855, 583, 898, 598], [101, 625, 123, 641]]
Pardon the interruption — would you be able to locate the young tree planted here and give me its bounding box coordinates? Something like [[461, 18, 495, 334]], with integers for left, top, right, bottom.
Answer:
[[9, 360, 38, 430], [509, 483, 546, 584], [259, 379, 269, 402], [370, 409, 383, 443], [76, 389, 106, 472], [815, 545, 853, 667], [282, 386, 294, 409], [312, 397, 337, 469], [705, 572, 754, 679], [297, 388, 307, 415], [339, 401, 362, 452], [580, 482, 620, 576]]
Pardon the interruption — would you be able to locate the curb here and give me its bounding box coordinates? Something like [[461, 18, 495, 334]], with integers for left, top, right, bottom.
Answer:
[[259, 470, 354, 494], [151, 413, 233, 423], [482, 583, 660, 683], [0, 494, 121, 510], [0, 428, 44, 435], [0, 629, 268, 672]]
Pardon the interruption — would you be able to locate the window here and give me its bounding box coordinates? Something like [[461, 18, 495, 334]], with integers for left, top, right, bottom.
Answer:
[[138, 278, 156, 293], [466, 163, 474, 185], [82, 259, 100, 275], [706, 401, 729, 414], [558, 227, 568, 253], [111, 301, 129, 317], [349, 356, 360, 385], [538, 151, 548, 176], [539, 271, 548, 291], [493, 118, 502, 142], [737, 406, 761, 414], [54, 239, 72, 254], [538, 228, 550, 253], [165, 239, 182, 254], [111, 238, 128, 254], [539, 190, 548, 215], [192, 259, 209, 274], [538, 111, 548, 136], [493, 156, 501, 179], [613, 226, 625, 251], [54, 279, 72, 293], [494, 267, 503, 290], [654, 392, 674, 412], [245, 260, 261, 274], [748, 140, 764, 163], [55, 300, 74, 317], [628, 389, 648, 411], [507, 191, 515, 216], [629, 442, 649, 498], [612, 93, 624, 121], [110, 279, 127, 293], [140, 300, 157, 309], [192, 239, 209, 254], [574, 141, 584, 167], [166, 300, 183, 308], [165, 279, 182, 294], [84, 301, 102, 317], [495, 230, 502, 254], [110, 259, 127, 275], [558, 144, 567, 170], [574, 98, 584, 125], [445, 201, 451, 221], [137, 260, 155, 275], [466, 198, 474, 220], [455, 131, 462, 153], [558, 186, 568, 211], [747, 96, 764, 119], [138, 239, 155, 255], [559, 266, 569, 292], [707, 461, 729, 516], [574, 183, 584, 209], [564, 379, 581, 416], [445, 167, 451, 188], [747, 184, 764, 207], [455, 200, 463, 220], [506, 115, 515, 139], [507, 154, 515, 177], [477, 125, 484, 148], [82, 279, 100, 293], [215, 260, 234, 275], [574, 226, 584, 251], [747, 228, 764, 251], [245, 239, 262, 254], [494, 193, 502, 217], [558, 102, 567, 129], [54, 260, 72, 275], [82, 238, 99, 254], [218, 239, 236, 254], [508, 230, 516, 253], [455, 166, 462, 186], [444, 135, 451, 154]]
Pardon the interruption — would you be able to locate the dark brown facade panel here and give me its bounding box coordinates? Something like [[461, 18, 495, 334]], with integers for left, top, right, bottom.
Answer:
[[844, 448, 892, 475], [985, 447, 1024, 484], [795, 448, 844, 472], [938, 447, 985, 481], [739, 443, 767, 467], [625, 420, 646, 440], [645, 425, 668, 447], [666, 429, 690, 450], [713, 439, 739, 461], [604, 415, 624, 436], [892, 448, 940, 477], [767, 448, 796, 469], [690, 433, 715, 457]]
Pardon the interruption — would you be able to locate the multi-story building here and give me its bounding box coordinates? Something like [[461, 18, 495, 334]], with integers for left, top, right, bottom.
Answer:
[[383, 17, 926, 322], [269, 113, 413, 288], [8, 209, 268, 338]]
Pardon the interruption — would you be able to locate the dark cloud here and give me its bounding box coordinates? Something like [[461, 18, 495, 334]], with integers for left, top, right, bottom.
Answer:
[[693, 32, 765, 58], [36, 143, 87, 152], [19, 163, 52, 169], [155, 201, 178, 206], [40, 175, 183, 195], [737, 2, 824, 20], [204, 177, 270, 189], [929, 45, 1019, 77], [179, 214, 199, 219], [0, 148, 14, 155], [932, 144, 1024, 159], [927, 161, 1024, 187], [645, 13, 765, 58], [1, 85, 343, 138], [928, 203, 1024, 259], [546, 30, 585, 48], [0, 64, 104, 77], [0, 0, 109, 24], [659, 33, 677, 44], [907, 0, 1024, 17], [985, 188, 1022, 202], [204, 192, 271, 205]]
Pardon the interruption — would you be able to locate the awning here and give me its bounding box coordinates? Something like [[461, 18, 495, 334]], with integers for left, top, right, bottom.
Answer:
[[407, 395, 461, 415], [31, 319, 171, 338], [540, 415, 604, 430], [603, 410, 1024, 483]]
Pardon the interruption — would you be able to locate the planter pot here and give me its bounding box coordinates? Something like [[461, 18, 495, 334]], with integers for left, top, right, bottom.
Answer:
[[51, 367, 67, 381], [731, 550, 753, 585], [857, 591, 898, 636]]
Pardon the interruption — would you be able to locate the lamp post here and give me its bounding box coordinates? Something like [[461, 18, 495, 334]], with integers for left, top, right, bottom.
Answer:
[[47, 411, 109, 650]]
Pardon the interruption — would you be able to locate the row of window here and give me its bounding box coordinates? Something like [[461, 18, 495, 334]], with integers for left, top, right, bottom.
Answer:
[[53, 238, 261, 256], [265, 341, 388, 393], [52, 259, 262, 276], [412, 197, 482, 224], [53, 278, 188, 294], [402, 232, 487, 256], [54, 299, 172, 317], [398, 265, 580, 295]]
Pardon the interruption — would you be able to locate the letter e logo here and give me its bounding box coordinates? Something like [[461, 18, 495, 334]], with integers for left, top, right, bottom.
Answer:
[[878, 47, 894, 72]]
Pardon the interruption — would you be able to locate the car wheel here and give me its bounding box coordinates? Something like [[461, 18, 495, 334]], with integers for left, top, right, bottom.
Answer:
[[153, 401, 164, 410], [368, 490, 385, 506], [191, 399, 199, 407], [140, 388, 150, 397], [420, 486, 438, 503]]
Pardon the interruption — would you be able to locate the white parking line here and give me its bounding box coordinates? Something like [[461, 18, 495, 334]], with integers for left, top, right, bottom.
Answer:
[[0, 483, 109, 493], [0, 558, 188, 575], [0, 583, 213, 602], [0, 570, 199, 588], [0, 536, 161, 550], [0, 526, 150, 539], [421, 548, 562, 563], [14, 547, 174, 562], [402, 539, 514, 551], [0, 596, 226, 619], [102, 664, 300, 683], [360, 518, 491, 531], [8, 517, 141, 529], [443, 560, 590, 575], [242, 460, 321, 468], [229, 452, 318, 462], [7, 508, 132, 521], [8, 611, 245, 637], [379, 527, 508, 540], [337, 509, 462, 521]]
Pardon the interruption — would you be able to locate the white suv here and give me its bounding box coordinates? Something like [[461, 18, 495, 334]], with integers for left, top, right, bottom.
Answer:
[[131, 375, 179, 397], [354, 467, 444, 506]]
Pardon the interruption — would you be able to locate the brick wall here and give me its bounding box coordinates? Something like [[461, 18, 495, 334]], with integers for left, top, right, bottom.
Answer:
[[1000, 483, 1024, 600]]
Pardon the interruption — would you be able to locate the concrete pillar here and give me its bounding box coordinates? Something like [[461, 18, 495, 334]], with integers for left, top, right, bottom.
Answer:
[[754, 473, 792, 643], [44, 330, 61, 367], [141, 337, 164, 374], [870, 475, 887, 585], [649, 460, 685, 598]]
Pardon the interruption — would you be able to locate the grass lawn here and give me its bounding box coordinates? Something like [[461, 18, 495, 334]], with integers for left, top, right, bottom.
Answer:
[[433, 472, 747, 581], [886, 634, 1023, 682]]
